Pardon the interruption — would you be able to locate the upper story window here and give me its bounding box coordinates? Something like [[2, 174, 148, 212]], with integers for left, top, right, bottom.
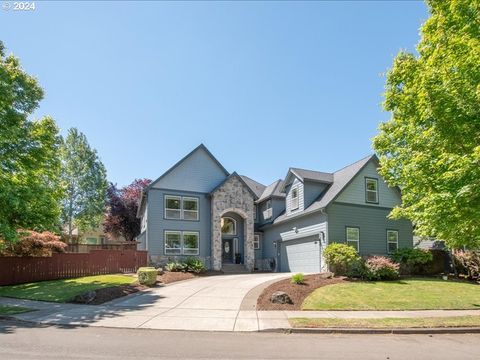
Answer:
[[365, 178, 379, 204], [264, 199, 272, 220], [291, 187, 299, 210], [346, 226, 360, 252], [165, 195, 199, 220], [221, 217, 236, 235], [387, 230, 399, 254]]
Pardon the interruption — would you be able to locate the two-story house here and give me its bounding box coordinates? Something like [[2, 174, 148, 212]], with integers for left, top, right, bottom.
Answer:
[[137, 144, 412, 273]]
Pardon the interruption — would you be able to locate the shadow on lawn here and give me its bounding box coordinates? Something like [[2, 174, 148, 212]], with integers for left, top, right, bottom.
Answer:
[[0, 288, 165, 335]]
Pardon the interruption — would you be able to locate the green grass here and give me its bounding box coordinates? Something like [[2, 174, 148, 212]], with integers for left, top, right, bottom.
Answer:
[[0, 275, 135, 303], [290, 316, 480, 329], [0, 305, 33, 315], [302, 278, 480, 310]]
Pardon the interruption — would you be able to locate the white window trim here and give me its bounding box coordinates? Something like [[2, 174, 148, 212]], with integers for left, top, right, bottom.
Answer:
[[365, 178, 379, 204], [182, 196, 199, 221], [165, 195, 181, 220], [253, 234, 261, 250], [264, 200, 273, 220], [291, 187, 299, 211], [164, 230, 199, 256], [164, 195, 199, 221], [346, 227, 360, 252], [387, 230, 399, 254]]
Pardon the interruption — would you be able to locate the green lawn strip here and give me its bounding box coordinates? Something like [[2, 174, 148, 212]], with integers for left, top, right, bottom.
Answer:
[[290, 316, 480, 329], [0, 275, 136, 303], [0, 305, 34, 315], [302, 278, 480, 310]]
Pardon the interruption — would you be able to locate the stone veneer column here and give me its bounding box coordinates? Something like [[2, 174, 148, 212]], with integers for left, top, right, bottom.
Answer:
[[211, 176, 255, 272]]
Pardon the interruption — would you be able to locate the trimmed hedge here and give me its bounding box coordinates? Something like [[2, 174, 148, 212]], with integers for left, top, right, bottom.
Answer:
[[137, 267, 157, 286]]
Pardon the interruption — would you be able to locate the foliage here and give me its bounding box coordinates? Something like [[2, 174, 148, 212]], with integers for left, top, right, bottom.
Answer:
[[0, 41, 62, 243], [323, 243, 361, 276], [60, 128, 108, 242], [373, 0, 480, 249], [0, 305, 32, 316], [137, 267, 158, 286], [302, 278, 480, 310], [362, 256, 400, 281], [0, 274, 135, 302], [452, 250, 480, 280], [291, 273, 305, 285], [165, 258, 206, 273], [391, 248, 433, 274], [0, 230, 66, 257], [103, 179, 151, 241]]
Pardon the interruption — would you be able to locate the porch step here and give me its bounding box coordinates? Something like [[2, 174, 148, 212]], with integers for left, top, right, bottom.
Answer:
[[222, 263, 250, 274]]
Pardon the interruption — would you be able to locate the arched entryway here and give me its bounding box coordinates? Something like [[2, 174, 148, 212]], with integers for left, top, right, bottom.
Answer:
[[210, 174, 255, 271]]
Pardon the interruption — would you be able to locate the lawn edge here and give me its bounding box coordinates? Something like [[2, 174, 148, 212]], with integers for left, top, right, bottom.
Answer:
[[285, 327, 480, 334]]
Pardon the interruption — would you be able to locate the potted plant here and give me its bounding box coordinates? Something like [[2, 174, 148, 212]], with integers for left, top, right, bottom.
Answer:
[[235, 253, 242, 264]]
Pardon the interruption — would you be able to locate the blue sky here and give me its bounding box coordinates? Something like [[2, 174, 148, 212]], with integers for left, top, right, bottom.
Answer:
[[1, 1, 427, 187]]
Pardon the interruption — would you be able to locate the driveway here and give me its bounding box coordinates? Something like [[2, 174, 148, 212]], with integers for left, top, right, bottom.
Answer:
[[3, 273, 291, 332]]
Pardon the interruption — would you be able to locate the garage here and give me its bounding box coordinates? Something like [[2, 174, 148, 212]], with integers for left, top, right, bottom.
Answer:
[[279, 236, 321, 273]]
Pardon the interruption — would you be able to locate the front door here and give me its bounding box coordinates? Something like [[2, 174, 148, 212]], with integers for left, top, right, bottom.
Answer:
[[222, 239, 233, 263]]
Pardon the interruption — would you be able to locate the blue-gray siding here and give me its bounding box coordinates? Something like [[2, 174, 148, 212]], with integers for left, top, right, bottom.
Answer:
[[327, 202, 412, 255], [146, 189, 212, 258], [151, 147, 227, 193]]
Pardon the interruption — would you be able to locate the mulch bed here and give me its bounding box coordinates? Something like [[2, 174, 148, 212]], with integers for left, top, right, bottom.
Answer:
[[257, 274, 346, 310], [70, 284, 147, 305]]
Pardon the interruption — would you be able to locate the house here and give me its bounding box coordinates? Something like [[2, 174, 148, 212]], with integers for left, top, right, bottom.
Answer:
[[137, 144, 412, 273]]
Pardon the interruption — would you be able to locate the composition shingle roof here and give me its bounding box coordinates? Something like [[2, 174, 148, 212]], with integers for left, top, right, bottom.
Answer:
[[289, 168, 334, 184], [257, 179, 286, 203], [239, 175, 266, 199]]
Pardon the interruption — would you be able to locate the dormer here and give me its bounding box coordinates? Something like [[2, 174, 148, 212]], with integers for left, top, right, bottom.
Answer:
[[281, 168, 333, 216]]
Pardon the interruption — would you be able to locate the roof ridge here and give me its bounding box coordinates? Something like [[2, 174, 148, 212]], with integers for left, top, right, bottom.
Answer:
[[334, 154, 375, 174]]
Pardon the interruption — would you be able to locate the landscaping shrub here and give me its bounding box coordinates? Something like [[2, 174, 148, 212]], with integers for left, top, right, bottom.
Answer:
[[391, 248, 433, 275], [137, 267, 157, 286], [0, 230, 67, 257], [452, 250, 480, 280], [323, 243, 361, 276], [363, 256, 400, 281], [165, 258, 206, 273], [291, 273, 305, 284]]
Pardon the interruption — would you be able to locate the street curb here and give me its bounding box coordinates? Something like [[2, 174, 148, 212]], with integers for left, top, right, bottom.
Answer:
[[276, 327, 480, 334]]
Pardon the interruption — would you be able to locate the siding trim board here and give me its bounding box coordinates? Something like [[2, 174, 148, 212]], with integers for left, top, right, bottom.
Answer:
[[332, 201, 394, 211]]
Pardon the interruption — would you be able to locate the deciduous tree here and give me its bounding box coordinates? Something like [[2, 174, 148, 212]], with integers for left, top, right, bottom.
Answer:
[[373, 0, 480, 248]]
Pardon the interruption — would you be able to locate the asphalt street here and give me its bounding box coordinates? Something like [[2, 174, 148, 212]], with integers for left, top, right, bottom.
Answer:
[[1, 319, 479, 359]]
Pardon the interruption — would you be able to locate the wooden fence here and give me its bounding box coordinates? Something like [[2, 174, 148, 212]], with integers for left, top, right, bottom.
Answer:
[[0, 250, 148, 286]]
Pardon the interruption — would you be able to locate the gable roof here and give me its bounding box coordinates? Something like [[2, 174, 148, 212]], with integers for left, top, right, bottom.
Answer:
[[280, 168, 333, 192], [210, 172, 259, 199], [271, 155, 376, 225], [257, 179, 286, 203], [146, 144, 229, 192], [240, 175, 266, 199]]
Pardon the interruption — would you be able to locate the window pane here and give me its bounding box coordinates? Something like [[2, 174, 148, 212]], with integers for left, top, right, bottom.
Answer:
[[346, 228, 359, 241], [165, 232, 181, 254], [388, 242, 398, 253], [183, 198, 198, 211], [166, 197, 181, 209], [388, 231, 398, 242], [347, 240, 359, 252], [366, 191, 378, 203], [366, 179, 377, 191], [166, 209, 181, 219], [183, 210, 198, 221], [183, 233, 199, 255], [221, 218, 236, 235], [254, 235, 260, 250], [292, 188, 298, 198]]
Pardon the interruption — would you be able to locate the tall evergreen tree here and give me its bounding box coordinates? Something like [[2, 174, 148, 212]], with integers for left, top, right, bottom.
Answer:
[[60, 128, 108, 242]]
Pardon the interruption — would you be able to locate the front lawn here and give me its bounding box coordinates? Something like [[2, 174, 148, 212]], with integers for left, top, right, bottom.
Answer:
[[0, 305, 33, 315], [290, 316, 480, 329], [0, 275, 136, 303], [302, 278, 480, 310]]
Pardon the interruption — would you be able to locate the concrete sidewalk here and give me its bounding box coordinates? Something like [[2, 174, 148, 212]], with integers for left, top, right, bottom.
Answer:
[[2, 273, 480, 332]]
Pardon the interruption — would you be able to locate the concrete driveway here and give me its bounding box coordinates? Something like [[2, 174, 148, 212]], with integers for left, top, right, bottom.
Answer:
[[4, 273, 291, 332]]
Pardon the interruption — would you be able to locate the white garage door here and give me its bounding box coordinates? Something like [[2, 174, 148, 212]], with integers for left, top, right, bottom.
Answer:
[[280, 236, 321, 273]]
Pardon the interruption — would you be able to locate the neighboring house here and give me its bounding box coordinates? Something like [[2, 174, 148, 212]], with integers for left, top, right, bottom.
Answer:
[[137, 144, 412, 273], [62, 223, 125, 245]]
